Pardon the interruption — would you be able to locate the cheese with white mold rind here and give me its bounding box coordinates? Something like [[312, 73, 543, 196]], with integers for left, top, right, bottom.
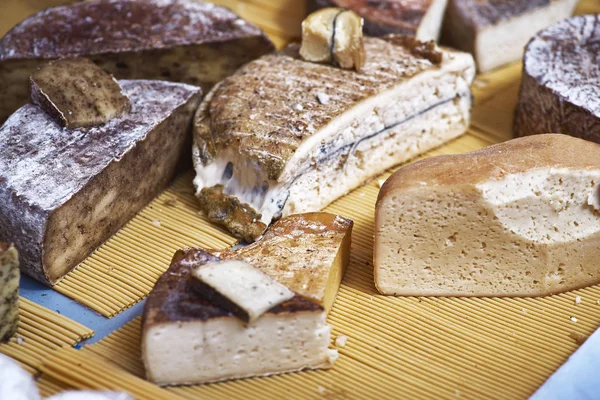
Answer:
[[0, 243, 19, 342], [375, 134, 600, 297], [191, 260, 295, 323], [441, 0, 577, 72]]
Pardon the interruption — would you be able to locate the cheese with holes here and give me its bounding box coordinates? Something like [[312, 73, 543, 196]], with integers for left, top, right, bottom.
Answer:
[[375, 134, 600, 296], [142, 212, 352, 385], [0, 243, 19, 342], [0, 80, 200, 285], [191, 260, 295, 323]]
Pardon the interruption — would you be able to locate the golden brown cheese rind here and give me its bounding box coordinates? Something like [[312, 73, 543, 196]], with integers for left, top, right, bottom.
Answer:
[[194, 35, 443, 181], [378, 134, 600, 200], [212, 212, 353, 309]]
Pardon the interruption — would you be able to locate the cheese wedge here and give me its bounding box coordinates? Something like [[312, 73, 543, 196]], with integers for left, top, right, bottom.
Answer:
[[191, 260, 295, 323], [0, 0, 274, 123], [0, 243, 19, 342], [375, 134, 600, 296], [193, 36, 475, 241], [30, 58, 131, 128], [142, 212, 352, 386], [0, 80, 201, 285]]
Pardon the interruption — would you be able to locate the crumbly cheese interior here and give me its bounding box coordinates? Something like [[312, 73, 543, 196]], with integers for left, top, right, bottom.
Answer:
[[144, 311, 337, 386], [375, 168, 600, 296], [474, 0, 577, 72], [194, 54, 474, 226]]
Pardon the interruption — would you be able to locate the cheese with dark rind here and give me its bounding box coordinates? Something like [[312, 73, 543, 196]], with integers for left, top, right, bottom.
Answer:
[[514, 14, 600, 142], [308, 0, 448, 40], [0, 80, 201, 285], [441, 0, 577, 72], [30, 58, 131, 128], [0, 243, 19, 342], [142, 249, 334, 386], [141, 212, 352, 385], [0, 0, 274, 122]]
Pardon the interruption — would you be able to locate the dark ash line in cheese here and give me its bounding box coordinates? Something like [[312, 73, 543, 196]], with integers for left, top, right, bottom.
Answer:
[[274, 94, 466, 212], [315, 95, 463, 166]]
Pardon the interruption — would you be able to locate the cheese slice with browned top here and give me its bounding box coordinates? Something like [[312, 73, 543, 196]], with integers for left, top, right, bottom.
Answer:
[[141, 212, 352, 386]]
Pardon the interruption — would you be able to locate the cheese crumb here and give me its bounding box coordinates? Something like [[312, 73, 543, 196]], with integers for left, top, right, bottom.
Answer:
[[570, 316, 578, 323], [316, 92, 330, 105], [164, 198, 178, 207], [335, 334, 348, 348], [295, 104, 304, 111], [521, 308, 527, 314], [317, 386, 326, 394], [569, 331, 587, 345], [597, 299, 600, 305], [575, 296, 581, 305], [152, 219, 161, 227], [16, 336, 24, 345], [377, 179, 386, 188]]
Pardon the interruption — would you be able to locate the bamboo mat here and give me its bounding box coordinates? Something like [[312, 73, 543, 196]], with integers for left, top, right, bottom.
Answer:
[[0, 0, 599, 398], [53, 176, 237, 317], [0, 298, 93, 375]]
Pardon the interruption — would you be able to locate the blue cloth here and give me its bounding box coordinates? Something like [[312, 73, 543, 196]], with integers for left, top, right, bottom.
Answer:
[[20, 275, 143, 345]]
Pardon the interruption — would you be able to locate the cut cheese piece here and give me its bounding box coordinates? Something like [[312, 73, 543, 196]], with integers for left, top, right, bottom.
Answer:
[[142, 212, 351, 385], [0, 354, 41, 400], [191, 260, 295, 323], [0, 0, 274, 123], [193, 35, 475, 241], [442, 0, 577, 72], [374, 134, 600, 296], [308, 0, 448, 41], [0, 80, 201, 285], [30, 58, 131, 128], [0, 243, 19, 342]]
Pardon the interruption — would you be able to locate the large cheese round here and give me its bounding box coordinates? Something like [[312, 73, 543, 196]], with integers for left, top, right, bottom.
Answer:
[[514, 14, 600, 141]]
